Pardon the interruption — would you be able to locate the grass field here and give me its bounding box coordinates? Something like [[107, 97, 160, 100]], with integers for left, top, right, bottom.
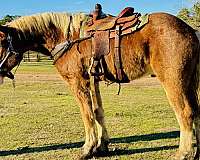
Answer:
[[0, 62, 181, 160]]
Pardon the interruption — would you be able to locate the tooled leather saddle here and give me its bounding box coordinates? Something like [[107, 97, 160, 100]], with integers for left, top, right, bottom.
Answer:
[[85, 7, 142, 82]]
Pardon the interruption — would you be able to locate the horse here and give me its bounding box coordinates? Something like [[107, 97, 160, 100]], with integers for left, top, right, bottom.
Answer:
[[0, 11, 199, 160]]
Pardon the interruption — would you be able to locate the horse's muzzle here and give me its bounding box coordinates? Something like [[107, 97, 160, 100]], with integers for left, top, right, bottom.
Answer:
[[6, 71, 14, 79], [0, 71, 14, 84]]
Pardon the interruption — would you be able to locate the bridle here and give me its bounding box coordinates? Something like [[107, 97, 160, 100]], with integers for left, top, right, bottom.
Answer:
[[0, 34, 20, 80]]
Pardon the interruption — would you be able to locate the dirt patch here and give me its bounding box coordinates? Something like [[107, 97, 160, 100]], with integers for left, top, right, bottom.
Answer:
[[15, 73, 63, 82], [14, 73, 161, 87], [127, 76, 161, 87]]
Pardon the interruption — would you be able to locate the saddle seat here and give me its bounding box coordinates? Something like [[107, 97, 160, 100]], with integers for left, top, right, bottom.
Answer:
[[117, 7, 135, 18]]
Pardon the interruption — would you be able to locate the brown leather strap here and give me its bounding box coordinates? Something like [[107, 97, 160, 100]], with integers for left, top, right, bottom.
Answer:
[[114, 25, 123, 81], [92, 30, 110, 59]]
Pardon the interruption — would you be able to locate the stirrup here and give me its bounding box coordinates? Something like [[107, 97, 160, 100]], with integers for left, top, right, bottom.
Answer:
[[88, 57, 103, 76]]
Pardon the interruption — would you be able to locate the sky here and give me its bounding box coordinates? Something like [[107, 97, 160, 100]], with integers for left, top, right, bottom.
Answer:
[[0, 0, 197, 19]]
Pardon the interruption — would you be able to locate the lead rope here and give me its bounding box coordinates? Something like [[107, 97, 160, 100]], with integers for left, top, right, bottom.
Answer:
[[8, 34, 21, 89], [12, 64, 18, 89], [12, 79, 15, 89], [117, 83, 121, 95], [11, 55, 22, 89]]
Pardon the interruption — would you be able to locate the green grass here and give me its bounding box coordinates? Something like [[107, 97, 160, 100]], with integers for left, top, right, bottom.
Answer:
[[17, 61, 55, 73], [0, 62, 180, 160]]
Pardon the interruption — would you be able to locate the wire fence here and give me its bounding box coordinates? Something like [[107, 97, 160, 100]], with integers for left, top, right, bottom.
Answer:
[[23, 51, 53, 63]]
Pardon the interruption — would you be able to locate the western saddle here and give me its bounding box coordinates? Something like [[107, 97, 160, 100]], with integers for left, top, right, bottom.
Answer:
[[85, 5, 141, 83]]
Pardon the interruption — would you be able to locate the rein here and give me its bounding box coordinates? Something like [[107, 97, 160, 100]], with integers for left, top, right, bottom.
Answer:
[[0, 34, 20, 81], [0, 35, 13, 68]]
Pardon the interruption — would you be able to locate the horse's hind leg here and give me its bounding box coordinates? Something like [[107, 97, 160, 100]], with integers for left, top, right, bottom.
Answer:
[[194, 106, 200, 160], [192, 89, 200, 159], [91, 81, 109, 153], [163, 82, 195, 159]]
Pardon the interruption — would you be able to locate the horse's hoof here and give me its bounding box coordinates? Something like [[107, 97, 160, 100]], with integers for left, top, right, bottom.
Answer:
[[194, 149, 200, 160], [93, 140, 109, 157], [175, 151, 194, 160], [79, 154, 93, 160], [93, 149, 109, 157], [80, 144, 96, 160], [80, 140, 109, 159]]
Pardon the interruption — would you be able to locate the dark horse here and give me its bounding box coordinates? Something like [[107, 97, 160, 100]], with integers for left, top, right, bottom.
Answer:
[[0, 11, 199, 160]]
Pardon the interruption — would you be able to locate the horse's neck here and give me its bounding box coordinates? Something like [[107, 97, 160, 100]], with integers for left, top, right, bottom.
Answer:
[[42, 29, 66, 52], [12, 28, 67, 57], [6, 12, 88, 57]]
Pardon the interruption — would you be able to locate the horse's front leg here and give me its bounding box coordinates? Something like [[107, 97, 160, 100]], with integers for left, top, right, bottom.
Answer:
[[90, 78, 109, 154], [68, 77, 97, 159]]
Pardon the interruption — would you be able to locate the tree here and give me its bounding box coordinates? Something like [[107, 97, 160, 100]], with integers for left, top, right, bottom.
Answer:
[[0, 15, 20, 25], [192, 2, 200, 29], [177, 2, 200, 30], [177, 8, 190, 22]]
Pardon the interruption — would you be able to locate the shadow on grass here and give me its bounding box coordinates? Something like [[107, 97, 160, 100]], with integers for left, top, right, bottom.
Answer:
[[0, 131, 179, 157], [110, 130, 179, 143], [99, 145, 179, 158]]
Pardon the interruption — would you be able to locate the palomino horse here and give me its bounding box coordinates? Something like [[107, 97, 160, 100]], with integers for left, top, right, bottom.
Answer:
[[0, 11, 199, 160]]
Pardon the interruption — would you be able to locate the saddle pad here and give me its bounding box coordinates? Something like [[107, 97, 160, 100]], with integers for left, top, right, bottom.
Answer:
[[132, 14, 149, 31], [86, 16, 116, 32], [92, 30, 110, 58]]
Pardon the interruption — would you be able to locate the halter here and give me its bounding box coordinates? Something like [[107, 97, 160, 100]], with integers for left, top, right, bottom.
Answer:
[[0, 34, 20, 80]]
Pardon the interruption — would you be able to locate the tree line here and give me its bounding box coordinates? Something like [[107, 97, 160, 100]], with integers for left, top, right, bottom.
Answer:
[[0, 2, 199, 30], [0, 15, 20, 25], [177, 2, 200, 30]]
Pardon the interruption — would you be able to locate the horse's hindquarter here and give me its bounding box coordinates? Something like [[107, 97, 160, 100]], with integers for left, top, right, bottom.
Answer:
[[141, 13, 199, 83]]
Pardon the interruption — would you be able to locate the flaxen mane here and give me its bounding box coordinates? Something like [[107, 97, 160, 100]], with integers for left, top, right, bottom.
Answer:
[[6, 12, 88, 40]]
